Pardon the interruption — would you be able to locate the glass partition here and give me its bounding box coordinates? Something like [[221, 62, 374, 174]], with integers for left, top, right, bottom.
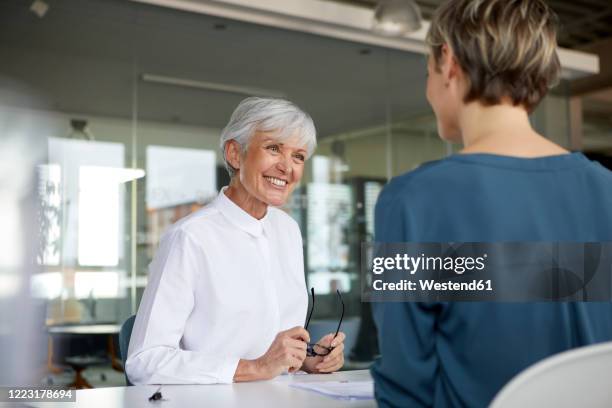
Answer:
[[0, 0, 579, 381]]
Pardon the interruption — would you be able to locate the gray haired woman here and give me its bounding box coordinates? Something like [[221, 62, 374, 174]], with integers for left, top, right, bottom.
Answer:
[[126, 97, 346, 385]]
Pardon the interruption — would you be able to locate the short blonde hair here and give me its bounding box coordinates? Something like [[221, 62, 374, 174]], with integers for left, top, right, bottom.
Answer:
[[426, 0, 561, 112]]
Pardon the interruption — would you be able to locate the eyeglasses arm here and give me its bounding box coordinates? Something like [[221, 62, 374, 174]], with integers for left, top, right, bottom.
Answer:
[[333, 289, 344, 339], [304, 287, 315, 330]]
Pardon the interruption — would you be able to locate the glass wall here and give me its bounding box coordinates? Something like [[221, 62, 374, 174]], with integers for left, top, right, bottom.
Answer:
[[0, 0, 577, 376]]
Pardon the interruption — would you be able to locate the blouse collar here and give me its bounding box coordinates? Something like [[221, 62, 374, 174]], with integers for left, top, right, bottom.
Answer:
[[214, 187, 268, 237]]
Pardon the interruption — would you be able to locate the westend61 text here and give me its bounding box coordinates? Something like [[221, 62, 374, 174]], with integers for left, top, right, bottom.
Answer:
[[373, 279, 493, 292]]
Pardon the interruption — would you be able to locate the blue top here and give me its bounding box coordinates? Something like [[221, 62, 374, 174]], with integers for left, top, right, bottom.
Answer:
[[371, 153, 612, 408]]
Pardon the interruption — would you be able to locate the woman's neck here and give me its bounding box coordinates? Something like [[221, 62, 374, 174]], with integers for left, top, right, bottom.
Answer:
[[457, 102, 569, 157], [224, 178, 267, 220]]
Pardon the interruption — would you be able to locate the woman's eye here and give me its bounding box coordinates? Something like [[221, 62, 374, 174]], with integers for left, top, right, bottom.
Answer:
[[294, 154, 305, 162], [266, 145, 280, 153]]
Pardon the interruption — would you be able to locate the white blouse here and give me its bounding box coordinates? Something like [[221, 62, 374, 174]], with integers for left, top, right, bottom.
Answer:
[[126, 189, 308, 384]]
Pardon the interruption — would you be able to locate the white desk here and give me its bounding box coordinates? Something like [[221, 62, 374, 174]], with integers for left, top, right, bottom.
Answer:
[[36, 370, 375, 408]]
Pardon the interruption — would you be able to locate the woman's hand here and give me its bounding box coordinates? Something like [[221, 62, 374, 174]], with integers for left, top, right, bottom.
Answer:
[[234, 326, 309, 382], [301, 332, 345, 374]]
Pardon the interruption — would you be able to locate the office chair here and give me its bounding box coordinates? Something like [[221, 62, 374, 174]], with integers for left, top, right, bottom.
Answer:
[[490, 341, 612, 408], [119, 315, 136, 386]]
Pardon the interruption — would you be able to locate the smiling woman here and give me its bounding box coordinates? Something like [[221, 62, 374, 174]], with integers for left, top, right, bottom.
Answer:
[[126, 97, 347, 385], [224, 132, 308, 217], [220, 97, 316, 217]]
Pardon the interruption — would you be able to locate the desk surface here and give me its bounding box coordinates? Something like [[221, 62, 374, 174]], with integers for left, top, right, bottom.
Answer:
[[38, 370, 375, 408], [47, 324, 121, 335]]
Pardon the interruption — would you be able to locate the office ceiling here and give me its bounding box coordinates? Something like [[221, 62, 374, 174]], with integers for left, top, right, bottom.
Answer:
[[1, 0, 611, 145], [330, 0, 612, 49], [0, 0, 432, 138]]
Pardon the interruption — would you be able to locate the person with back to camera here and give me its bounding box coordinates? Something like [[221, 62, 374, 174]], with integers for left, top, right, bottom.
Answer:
[[371, 0, 612, 407], [126, 97, 345, 385]]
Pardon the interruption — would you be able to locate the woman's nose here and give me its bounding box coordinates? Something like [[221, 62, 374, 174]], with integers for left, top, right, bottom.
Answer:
[[276, 154, 292, 174]]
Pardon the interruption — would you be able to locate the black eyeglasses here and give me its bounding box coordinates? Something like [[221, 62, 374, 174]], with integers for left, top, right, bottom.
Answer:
[[304, 287, 344, 357]]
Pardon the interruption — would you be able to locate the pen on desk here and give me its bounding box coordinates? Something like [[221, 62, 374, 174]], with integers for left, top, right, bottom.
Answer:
[[148, 386, 163, 402]]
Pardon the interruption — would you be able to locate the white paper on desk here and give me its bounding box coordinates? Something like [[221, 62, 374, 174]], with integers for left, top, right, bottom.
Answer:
[[290, 381, 374, 400]]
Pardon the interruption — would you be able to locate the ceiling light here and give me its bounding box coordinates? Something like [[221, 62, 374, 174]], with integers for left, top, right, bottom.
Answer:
[[372, 0, 422, 36], [30, 0, 49, 18], [69, 119, 94, 140]]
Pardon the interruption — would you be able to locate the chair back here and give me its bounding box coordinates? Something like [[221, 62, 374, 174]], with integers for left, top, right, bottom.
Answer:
[[119, 315, 136, 386], [490, 341, 612, 408]]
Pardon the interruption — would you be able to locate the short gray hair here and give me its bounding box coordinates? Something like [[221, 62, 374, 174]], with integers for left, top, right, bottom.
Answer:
[[220, 97, 317, 178]]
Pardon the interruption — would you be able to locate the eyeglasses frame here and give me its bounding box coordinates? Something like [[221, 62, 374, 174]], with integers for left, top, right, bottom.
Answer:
[[304, 287, 345, 357]]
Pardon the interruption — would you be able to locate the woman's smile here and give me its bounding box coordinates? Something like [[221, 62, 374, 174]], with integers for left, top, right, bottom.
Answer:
[[264, 175, 288, 188]]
